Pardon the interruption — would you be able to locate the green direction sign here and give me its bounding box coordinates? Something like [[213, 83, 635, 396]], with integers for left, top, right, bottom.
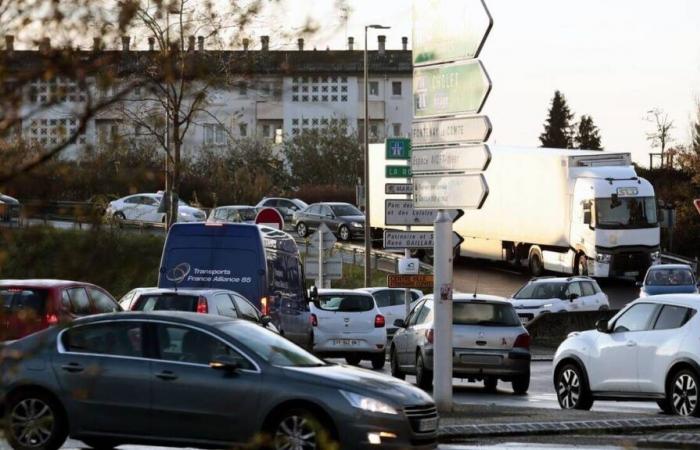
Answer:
[[386, 165, 412, 178], [413, 60, 491, 119], [413, 0, 493, 66], [385, 138, 412, 160]]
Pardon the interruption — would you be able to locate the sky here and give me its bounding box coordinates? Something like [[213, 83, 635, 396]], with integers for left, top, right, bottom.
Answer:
[[266, 0, 700, 165]]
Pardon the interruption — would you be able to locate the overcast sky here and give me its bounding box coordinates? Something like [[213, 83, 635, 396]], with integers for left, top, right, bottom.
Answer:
[[267, 0, 700, 165]]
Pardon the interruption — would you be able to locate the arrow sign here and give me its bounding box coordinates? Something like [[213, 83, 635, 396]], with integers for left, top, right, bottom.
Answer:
[[412, 116, 492, 146], [411, 144, 491, 174], [383, 230, 463, 250], [385, 199, 463, 226], [413, 60, 491, 119], [386, 138, 412, 160], [413, 174, 488, 209], [385, 183, 413, 195], [695, 199, 700, 216], [413, 0, 493, 66]]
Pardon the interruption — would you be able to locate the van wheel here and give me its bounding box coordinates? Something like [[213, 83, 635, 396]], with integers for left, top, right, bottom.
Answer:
[[576, 254, 589, 276], [5, 391, 68, 450], [371, 352, 386, 370], [345, 355, 361, 366], [296, 222, 308, 238], [390, 347, 405, 380], [528, 249, 544, 277], [415, 353, 433, 391]]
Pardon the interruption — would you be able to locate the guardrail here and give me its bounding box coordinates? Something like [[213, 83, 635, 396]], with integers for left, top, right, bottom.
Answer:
[[660, 252, 699, 274]]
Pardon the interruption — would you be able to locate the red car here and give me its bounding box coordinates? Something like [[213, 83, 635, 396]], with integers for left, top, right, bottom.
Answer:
[[0, 279, 121, 341]]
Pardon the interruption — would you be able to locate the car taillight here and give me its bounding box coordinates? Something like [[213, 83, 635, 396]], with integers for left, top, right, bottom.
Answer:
[[196, 297, 208, 314], [311, 313, 318, 327], [514, 333, 531, 350], [374, 314, 385, 328], [45, 313, 59, 325], [425, 329, 434, 344], [260, 297, 269, 316]]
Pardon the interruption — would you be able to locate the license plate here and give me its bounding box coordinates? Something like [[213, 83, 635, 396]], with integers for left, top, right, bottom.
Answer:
[[418, 417, 438, 432], [334, 339, 359, 346]]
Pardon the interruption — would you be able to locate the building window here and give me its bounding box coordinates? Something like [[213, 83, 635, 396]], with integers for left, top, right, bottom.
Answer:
[[239, 123, 248, 137], [204, 123, 226, 145], [392, 81, 402, 96], [370, 123, 379, 138], [262, 83, 271, 96], [96, 119, 120, 145], [369, 81, 379, 96], [262, 124, 271, 137], [292, 95, 299, 102], [393, 123, 401, 137], [238, 81, 247, 96]]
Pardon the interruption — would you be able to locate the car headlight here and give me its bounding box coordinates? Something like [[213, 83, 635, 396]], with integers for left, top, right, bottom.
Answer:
[[339, 390, 398, 415], [542, 303, 553, 309], [351, 222, 364, 228], [596, 253, 612, 264]]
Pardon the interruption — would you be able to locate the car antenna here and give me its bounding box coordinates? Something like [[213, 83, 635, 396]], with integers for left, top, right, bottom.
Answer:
[[473, 271, 480, 298]]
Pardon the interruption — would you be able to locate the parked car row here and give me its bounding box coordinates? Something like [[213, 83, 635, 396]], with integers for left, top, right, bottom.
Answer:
[[0, 193, 21, 222]]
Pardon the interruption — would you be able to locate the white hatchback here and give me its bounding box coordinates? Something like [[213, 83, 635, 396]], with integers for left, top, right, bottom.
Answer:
[[554, 294, 700, 415], [310, 289, 387, 369], [510, 277, 610, 324]]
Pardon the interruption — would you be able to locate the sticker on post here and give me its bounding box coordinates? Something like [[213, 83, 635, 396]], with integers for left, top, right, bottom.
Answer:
[[440, 283, 452, 301]]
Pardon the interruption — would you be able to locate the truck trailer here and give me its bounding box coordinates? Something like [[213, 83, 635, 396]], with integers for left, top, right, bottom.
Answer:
[[369, 145, 660, 278]]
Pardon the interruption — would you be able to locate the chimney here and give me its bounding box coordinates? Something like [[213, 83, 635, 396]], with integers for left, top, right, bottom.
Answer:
[[377, 35, 386, 55], [297, 38, 304, 51], [5, 35, 14, 52], [242, 38, 249, 51], [148, 37, 155, 51], [39, 37, 50, 53], [402, 36, 408, 51], [93, 37, 102, 51], [121, 36, 130, 51], [187, 35, 195, 52], [348, 36, 354, 51], [197, 36, 204, 51], [260, 35, 269, 51]]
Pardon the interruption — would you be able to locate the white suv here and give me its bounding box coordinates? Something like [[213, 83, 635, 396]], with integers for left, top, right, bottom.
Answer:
[[510, 277, 609, 323], [310, 289, 387, 369], [553, 294, 700, 416]]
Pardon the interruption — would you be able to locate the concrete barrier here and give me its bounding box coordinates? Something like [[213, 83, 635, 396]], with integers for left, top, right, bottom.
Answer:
[[526, 309, 620, 348]]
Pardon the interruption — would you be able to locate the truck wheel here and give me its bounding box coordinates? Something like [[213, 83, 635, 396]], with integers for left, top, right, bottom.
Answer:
[[576, 254, 589, 276], [528, 249, 544, 277]]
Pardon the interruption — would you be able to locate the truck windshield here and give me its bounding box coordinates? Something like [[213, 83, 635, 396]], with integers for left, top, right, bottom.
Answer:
[[595, 196, 657, 229]]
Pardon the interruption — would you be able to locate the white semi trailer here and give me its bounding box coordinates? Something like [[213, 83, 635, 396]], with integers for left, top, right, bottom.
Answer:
[[369, 145, 660, 278]]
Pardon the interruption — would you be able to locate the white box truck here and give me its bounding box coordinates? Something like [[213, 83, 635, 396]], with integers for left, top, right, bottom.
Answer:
[[369, 145, 660, 278]]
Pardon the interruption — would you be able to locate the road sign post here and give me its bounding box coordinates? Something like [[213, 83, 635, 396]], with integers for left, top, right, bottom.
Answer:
[[433, 210, 454, 412]]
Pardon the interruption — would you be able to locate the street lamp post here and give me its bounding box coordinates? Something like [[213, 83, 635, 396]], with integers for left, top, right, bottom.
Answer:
[[364, 24, 390, 287]]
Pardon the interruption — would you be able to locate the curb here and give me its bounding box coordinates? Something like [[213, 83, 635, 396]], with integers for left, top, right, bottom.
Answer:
[[438, 417, 700, 442], [638, 432, 700, 449]]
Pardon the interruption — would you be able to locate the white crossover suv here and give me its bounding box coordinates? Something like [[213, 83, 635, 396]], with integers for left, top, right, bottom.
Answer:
[[310, 289, 387, 369], [510, 276, 610, 324], [553, 294, 700, 416]]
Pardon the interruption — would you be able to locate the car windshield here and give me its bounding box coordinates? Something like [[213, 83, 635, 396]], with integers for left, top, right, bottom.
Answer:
[[317, 294, 374, 312], [218, 321, 325, 367], [330, 204, 362, 217], [513, 282, 567, 300], [595, 196, 657, 229], [236, 208, 257, 221], [453, 302, 520, 326], [1, 288, 49, 314], [646, 268, 695, 286], [132, 294, 199, 312]]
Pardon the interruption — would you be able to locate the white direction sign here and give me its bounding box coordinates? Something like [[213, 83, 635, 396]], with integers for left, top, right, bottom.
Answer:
[[413, 174, 488, 209], [383, 230, 463, 250], [304, 255, 343, 280], [411, 144, 490, 174], [385, 200, 463, 226], [412, 116, 492, 146], [385, 183, 413, 195]]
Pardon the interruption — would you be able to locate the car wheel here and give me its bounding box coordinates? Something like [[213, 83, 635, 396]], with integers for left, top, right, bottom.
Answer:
[[112, 211, 126, 227], [5, 391, 68, 450], [81, 438, 122, 450], [345, 354, 361, 366], [270, 408, 335, 450], [576, 254, 589, 276], [555, 363, 593, 410], [371, 352, 386, 370], [657, 399, 674, 414], [390, 347, 405, 380], [296, 222, 308, 238], [484, 376, 498, 392], [338, 225, 350, 241], [668, 369, 700, 416], [512, 372, 530, 395], [415, 353, 433, 391], [528, 249, 544, 277]]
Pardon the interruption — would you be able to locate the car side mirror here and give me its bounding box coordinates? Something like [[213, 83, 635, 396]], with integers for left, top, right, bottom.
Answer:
[[595, 319, 610, 334], [393, 318, 406, 328], [209, 355, 240, 373], [260, 315, 272, 326], [568, 293, 579, 302]]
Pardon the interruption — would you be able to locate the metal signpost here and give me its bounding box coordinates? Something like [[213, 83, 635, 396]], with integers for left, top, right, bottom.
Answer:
[[412, 0, 493, 412], [306, 223, 341, 287]]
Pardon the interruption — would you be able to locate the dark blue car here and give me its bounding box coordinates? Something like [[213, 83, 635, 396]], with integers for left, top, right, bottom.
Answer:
[[638, 264, 699, 297], [158, 223, 312, 347]]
